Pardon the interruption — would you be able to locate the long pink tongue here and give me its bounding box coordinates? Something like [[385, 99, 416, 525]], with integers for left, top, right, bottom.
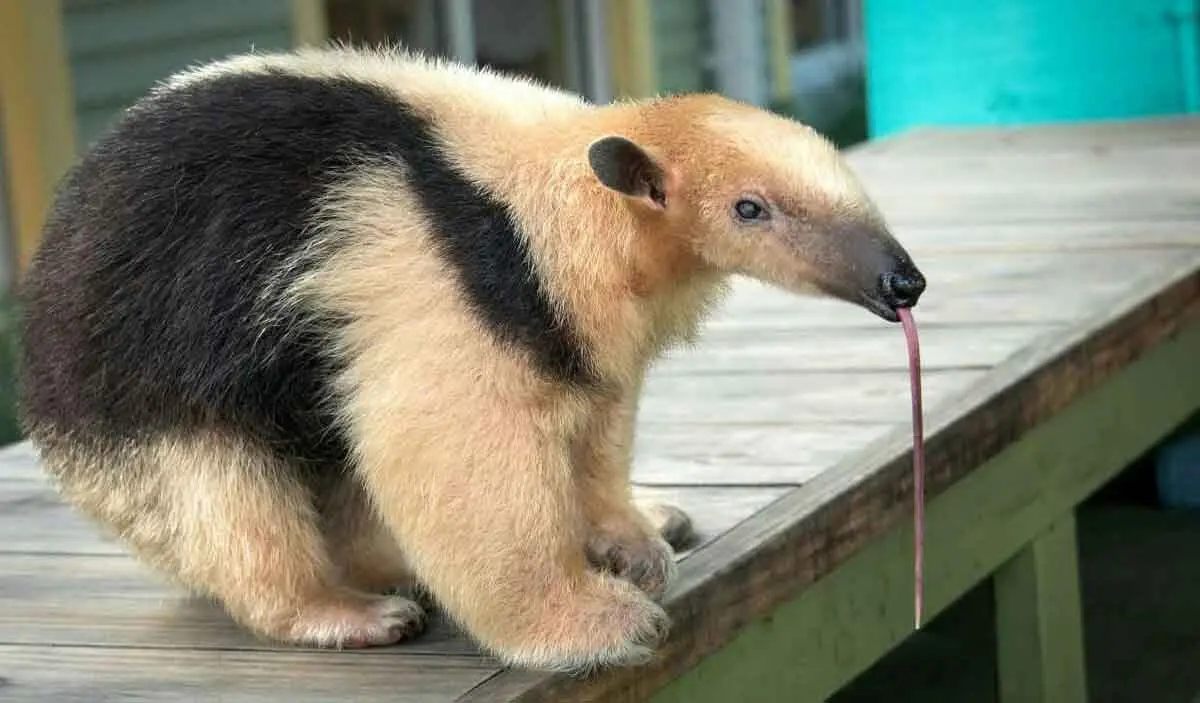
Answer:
[[896, 307, 924, 630]]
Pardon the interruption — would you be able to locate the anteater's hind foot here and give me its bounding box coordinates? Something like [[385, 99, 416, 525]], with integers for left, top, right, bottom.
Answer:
[[36, 431, 427, 649], [319, 477, 424, 601], [283, 589, 427, 648]]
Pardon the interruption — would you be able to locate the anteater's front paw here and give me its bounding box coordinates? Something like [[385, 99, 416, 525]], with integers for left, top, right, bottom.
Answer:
[[587, 526, 678, 600], [639, 502, 696, 551], [495, 574, 670, 674]]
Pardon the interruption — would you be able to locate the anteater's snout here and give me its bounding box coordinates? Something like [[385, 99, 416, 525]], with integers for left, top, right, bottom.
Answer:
[[878, 267, 926, 309]]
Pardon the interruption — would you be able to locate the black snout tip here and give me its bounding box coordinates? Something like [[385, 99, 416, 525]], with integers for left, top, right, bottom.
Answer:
[[879, 269, 927, 310]]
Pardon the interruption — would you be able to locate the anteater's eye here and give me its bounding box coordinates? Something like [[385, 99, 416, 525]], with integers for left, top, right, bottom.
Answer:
[[734, 198, 768, 222]]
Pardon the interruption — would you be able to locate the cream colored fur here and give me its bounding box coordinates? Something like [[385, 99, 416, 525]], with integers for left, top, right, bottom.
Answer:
[[39, 432, 426, 648], [45, 44, 893, 673]]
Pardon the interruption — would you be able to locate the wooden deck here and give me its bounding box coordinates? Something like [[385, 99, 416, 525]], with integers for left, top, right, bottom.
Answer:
[[2, 117, 1199, 702]]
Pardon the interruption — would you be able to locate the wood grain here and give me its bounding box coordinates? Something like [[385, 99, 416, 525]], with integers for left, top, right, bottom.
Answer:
[[705, 249, 1194, 330], [4, 116, 1198, 702], [0, 646, 498, 703], [658, 324, 1048, 373], [852, 116, 1200, 156], [0, 484, 787, 653], [632, 423, 890, 486], [888, 220, 1200, 254], [870, 188, 1200, 227], [994, 515, 1088, 703], [0, 552, 484, 656], [639, 369, 985, 425], [0, 481, 123, 555], [466, 259, 1200, 701], [647, 327, 1197, 703]]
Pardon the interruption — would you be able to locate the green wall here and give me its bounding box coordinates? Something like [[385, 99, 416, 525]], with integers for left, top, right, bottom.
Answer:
[[61, 0, 298, 147], [650, 0, 712, 94]]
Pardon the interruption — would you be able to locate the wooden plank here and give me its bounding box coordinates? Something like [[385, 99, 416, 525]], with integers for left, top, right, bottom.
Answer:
[[994, 514, 1088, 703], [605, 0, 655, 98], [0, 443, 41, 482], [290, 0, 329, 46], [0, 552, 482, 657], [639, 369, 984, 425], [0, 486, 786, 651], [868, 186, 1200, 226], [466, 254, 1200, 700], [706, 249, 1199, 329], [641, 322, 1194, 703], [658, 324, 1051, 373], [883, 220, 1200, 254], [852, 117, 1200, 157], [0, 645, 497, 703], [0, 478, 121, 555], [0, 0, 77, 272], [0, 440, 788, 552], [632, 424, 890, 486], [764, 0, 792, 103], [850, 147, 1200, 187]]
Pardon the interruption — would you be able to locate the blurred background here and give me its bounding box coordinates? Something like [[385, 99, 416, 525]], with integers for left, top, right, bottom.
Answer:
[[0, 0, 1197, 440], [0, 3, 1198, 700]]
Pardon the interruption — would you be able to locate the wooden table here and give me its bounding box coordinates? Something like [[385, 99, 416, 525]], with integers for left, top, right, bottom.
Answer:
[[2, 116, 1198, 702]]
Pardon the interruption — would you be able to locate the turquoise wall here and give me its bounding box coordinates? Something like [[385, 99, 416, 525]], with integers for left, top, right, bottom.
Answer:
[[865, 0, 1200, 137]]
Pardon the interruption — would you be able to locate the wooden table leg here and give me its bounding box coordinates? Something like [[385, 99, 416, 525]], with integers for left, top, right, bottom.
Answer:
[[994, 512, 1088, 703]]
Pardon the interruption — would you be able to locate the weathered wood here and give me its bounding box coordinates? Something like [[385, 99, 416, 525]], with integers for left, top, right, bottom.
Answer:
[[868, 187, 1200, 227], [0, 646, 497, 703], [994, 514, 1088, 703], [705, 249, 1194, 329], [0, 0, 77, 271], [639, 370, 984, 425], [0, 551, 484, 656], [632, 424, 890, 486], [0, 480, 122, 555], [642, 325, 1194, 703], [853, 116, 1200, 157], [467, 265, 1200, 701], [660, 323, 1053, 372], [0, 562, 481, 659], [0, 460, 789, 556], [2, 116, 1197, 702], [890, 220, 1200, 253]]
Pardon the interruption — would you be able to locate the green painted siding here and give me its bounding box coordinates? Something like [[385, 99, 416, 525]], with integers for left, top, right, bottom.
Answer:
[[650, 0, 711, 94], [61, 0, 297, 147]]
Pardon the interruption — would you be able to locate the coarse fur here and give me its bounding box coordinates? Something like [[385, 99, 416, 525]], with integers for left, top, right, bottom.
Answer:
[[18, 44, 923, 673]]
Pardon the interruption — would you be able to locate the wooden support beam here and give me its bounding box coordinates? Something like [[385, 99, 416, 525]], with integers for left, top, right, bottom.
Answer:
[[0, 0, 76, 274], [442, 0, 477, 65], [605, 0, 656, 99], [290, 0, 330, 47], [648, 320, 1200, 702], [995, 513, 1089, 703], [765, 0, 794, 104]]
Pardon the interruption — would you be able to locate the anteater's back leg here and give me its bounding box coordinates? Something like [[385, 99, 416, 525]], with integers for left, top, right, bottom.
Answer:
[[319, 477, 430, 605], [39, 431, 426, 648]]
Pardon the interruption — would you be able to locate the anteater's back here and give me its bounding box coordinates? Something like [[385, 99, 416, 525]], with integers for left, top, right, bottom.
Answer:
[[21, 57, 453, 467]]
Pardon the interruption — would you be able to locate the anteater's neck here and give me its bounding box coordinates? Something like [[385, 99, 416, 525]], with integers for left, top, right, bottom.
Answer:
[[499, 108, 730, 389]]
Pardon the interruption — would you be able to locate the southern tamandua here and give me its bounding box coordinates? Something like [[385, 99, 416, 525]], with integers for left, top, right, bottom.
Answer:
[[18, 45, 926, 673]]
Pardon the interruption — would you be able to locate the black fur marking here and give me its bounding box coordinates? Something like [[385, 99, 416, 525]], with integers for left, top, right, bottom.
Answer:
[[19, 67, 593, 474]]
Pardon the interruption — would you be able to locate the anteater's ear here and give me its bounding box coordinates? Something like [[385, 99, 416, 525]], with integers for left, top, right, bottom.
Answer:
[[587, 136, 670, 209]]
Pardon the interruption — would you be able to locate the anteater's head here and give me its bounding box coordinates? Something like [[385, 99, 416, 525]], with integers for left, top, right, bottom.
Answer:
[[587, 95, 925, 322]]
